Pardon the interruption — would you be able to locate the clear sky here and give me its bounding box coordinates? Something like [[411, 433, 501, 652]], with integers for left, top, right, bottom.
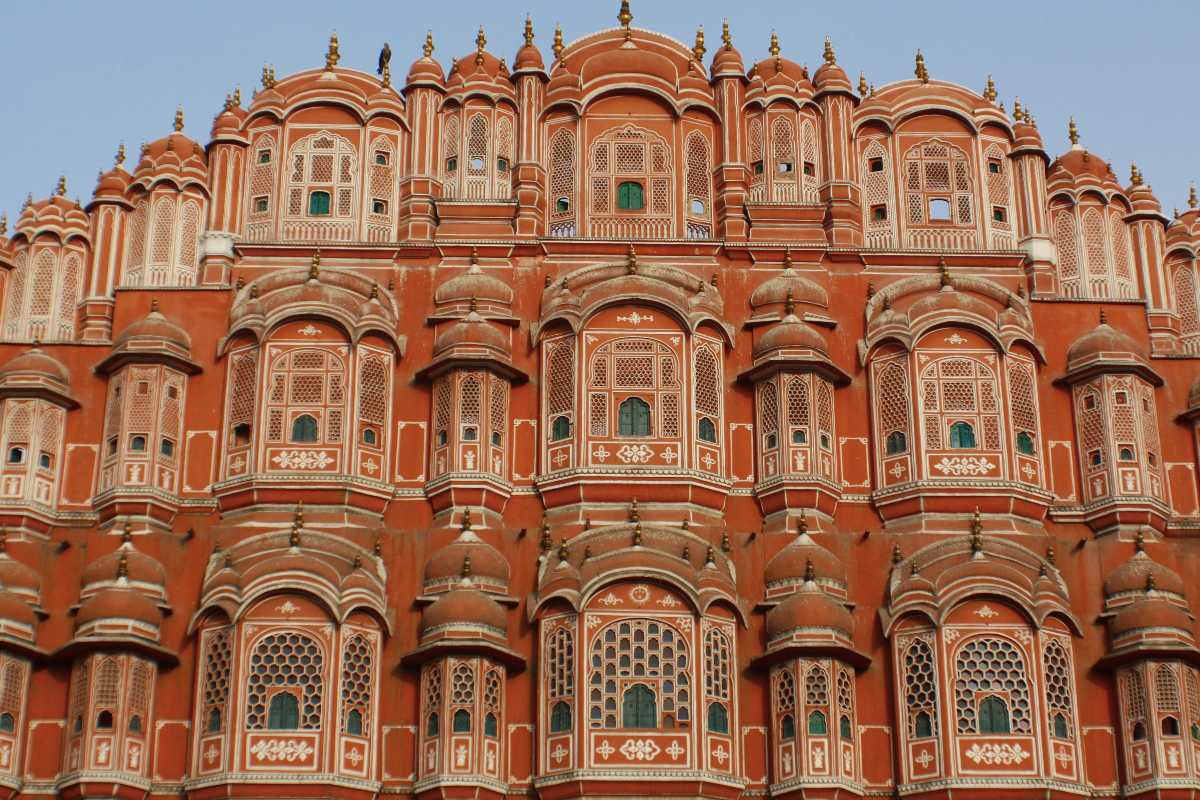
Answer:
[[2, 0, 1197, 220]]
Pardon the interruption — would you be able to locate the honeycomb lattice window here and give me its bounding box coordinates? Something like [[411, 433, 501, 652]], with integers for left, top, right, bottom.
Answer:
[[422, 663, 442, 736], [918, 354, 1002, 455], [774, 666, 796, 714], [0, 656, 27, 732], [805, 664, 829, 707], [1171, 255, 1200, 350], [245, 631, 324, 730], [953, 636, 1031, 734], [874, 358, 912, 458], [2, 244, 83, 342], [549, 128, 577, 235], [201, 627, 232, 732], [1155, 663, 1181, 713], [836, 668, 854, 714], [547, 625, 574, 701], [588, 617, 690, 729], [1042, 638, 1074, 738], [903, 637, 938, 737], [1121, 667, 1146, 729], [341, 633, 374, 733], [703, 627, 731, 702], [285, 131, 358, 225]]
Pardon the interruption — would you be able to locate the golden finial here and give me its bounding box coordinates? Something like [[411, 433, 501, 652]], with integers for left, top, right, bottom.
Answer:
[[797, 508, 808, 535], [469, 246, 480, 266], [681, 544, 690, 561], [632, 522, 643, 547], [1012, 97, 1023, 122], [617, 0, 633, 35], [858, 72, 868, 96], [626, 242, 638, 274], [891, 544, 902, 565], [524, 15, 535, 47], [630, 497, 640, 523], [784, 287, 795, 317], [1134, 528, 1145, 553], [539, 518, 552, 551], [309, 248, 321, 280], [249, 282, 259, 299], [914, 49, 928, 83], [289, 524, 301, 548], [939, 257, 951, 288], [23, 193, 32, 209], [235, 274, 245, 290], [0, 214, 6, 237], [1189, 182, 1198, 210], [374, 535, 383, 557], [0, 529, 8, 555], [475, 26, 487, 65], [869, 83, 876, 98], [150, 297, 160, 314], [721, 529, 731, 553], [468, 295, 478, 313], [1068, 117, 1079, 146], [115, 143, 126, 167], [969, 508, 983, 554], [558, 539, 569, 562], [823, 36, 835, 65], [584, 515, 591, 530], [768, 31, 780, 59], [882, 292, 892, 311], [173, 105, 184, 132], [294, 499, 304, 529], [804, 558, 815, 583], [983, 74, 996, 103], [783, 247, 793, 270], [326, 31, 341, 70], [423, 30, 435, 59], [553, 24, 564, 60], [705, 545, 716, 566], [721, 19, 731, 48], [117, 551, 129, 580], [122, 520, 133, 544], [461, 554, 472, 579], [261, 64, 271, 88], [1046, 544, 1056, 567], [381, 62, 391, 88], [693, 26, 706, 63], [233, 86, 242, 106], [681, 517, 689, 531], [910, 559, 920, 576], [1130, 163, 1142, 186], [55, 175, 67, 197], [1099, 307, 1108, 325], [460, 508, 472, 532], [1146, 570, 1157, 593]]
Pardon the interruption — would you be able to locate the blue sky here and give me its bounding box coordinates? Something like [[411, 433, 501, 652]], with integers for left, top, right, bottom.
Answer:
[[2, 1, 1197, 220]]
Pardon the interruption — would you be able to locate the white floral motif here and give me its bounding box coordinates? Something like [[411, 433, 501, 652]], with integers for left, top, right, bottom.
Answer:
[[598, 592, 621, 606], [299, 324, 323, 336], [657, 595, 681, 608], [204, 744, 219, 764], [619, 739, 661, 760], [617, 312, 656, 325], [593, 445, 610, 462], [617, 444, 655, 464], [272, 450, 334, 470], [250, 739, 315, 762], [974, 605, 999, 619], [666, 741, 684, 760], [276, 600, 301, 615], [944, 333, 967, 344], [932, 456, 995, 476], [914, 749, 934, 768], [711, 743, 729, 765], [964, 742, 1030, 765], [595, 740, 615, 759], [628, 585, 651, 605]]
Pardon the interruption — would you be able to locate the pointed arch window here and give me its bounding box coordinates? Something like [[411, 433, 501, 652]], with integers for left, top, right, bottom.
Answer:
[[453, 708, 471, 733], [551, 701, 571, 732], [622, 684, 657, 729], [708, 702, 729, 733], [617, 182, 645, 211], [949, 421, 976, 449], [267, 692, 300, 730], [978, 696, 1010, 734], [807, 709, 827, 735]]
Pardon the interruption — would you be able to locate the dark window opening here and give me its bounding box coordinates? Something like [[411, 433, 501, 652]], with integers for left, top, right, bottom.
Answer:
[[840, 714, 852, 740], [551, 416, 571, 441], [374, 151, 389, 166], [129, 714, 142, 733], [308, 191, 331, 216], [781, 713, 795, 740], [808, 710, 827, 735], [1016, 431, 1035, 455], [291, 414, 319, 443], [949, 421, 976, 449], [871, 204, 888, 221], [346, 708, 363, 736], [232, 423, 252, 447], [914, 710, 933, 738], [555, 196, 570, 213], [129, 435, 147, 452], [550, 701, 571, 732], [6, 446, 25, 465], [362, 428, 378, 446], [372, 199, 388, 214], [453, 709, 471, 733], [96, 710, 114, 730], [698, 417, 717, 443], [978, 696, 1010, 734], [427, 712, 439, 736], [617, 182, 645, 211], [868, 157, 884, 173], [621, 684, 656, 729], [267, 692, 299, 730], [992, 206, 1007, 223], [254, 196, 269, 213], [707, 702, 729, 733], [885, 430, 907, 455], [463, 426, 478, 441], [206, 708, 222, 733], [618, 397, 652, 437], [160, 439, 174, 458], [484, 712, 498, 737]]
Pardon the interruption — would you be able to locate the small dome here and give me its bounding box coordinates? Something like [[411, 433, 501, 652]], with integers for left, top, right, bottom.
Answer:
[[421, 585, 507, 637], [1012, 119, 1044, 151], [81, 538, 167, 591], [407, 53, 446, 87], [75, 587, 162, 629], [1108, 595, 1194, 640], [423, 520, 510, 592], [1104, 548, 1185, 598], [0, 592, 35, 629], [113, 307, 192, 353], [94, 164, 133, 200], [514, 20, 545, 72], [812, 42, 851, 93], [0, 347, 70, 386], [1050, 147, 1120, 186], [749, 268, 829, 311], [753, 315, 828, 359], [433, 312, 509, 356], [1065, 315, 1149, 369], [764, 531, 847, 591], [709, 25, 744, 76], [434, 263, 514, 307], [0, 552, 41, 597], [765, 583, 853, 642], [16, 192, 90, 241]]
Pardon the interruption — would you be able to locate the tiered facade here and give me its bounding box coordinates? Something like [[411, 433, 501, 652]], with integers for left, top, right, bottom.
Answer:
[[1, 5, 1200, 799]]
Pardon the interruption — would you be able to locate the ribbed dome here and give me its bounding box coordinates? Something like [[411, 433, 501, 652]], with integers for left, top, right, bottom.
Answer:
[[1050, 148, 1119, 185], [0, 552, 41, 596], [94, 165, 133, 200], [0, 347, 70, 385], [765, 583, 853, 642], [421, 585, 507, 637], [764, 531, 846, 590], [750, 270, 829, 311], [1108, 595, 1193, 639], [113, 308, 192, 352], [0, 592, 35, 629], [407, 54, 445, 87], [75, 587, 162, 628], [1066, 318, 1147, 366], [1104, 550, 1185, 598], [433, 311, 509, 356], [423, 518, 510, 592], [81, 537, 167, 590], [710, 40, 744, 76], [434, 266, 513, 307], [753, 315, 828, 359]]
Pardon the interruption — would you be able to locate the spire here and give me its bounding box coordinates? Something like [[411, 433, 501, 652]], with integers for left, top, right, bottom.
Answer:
[[475, 26, 487, 65], [768, 30, 780, 59], [969, 507, 983, 555], [721, 19, 731, 48], [632, 522, 643, 547], [617, 0, 633, 39], [558, 539, 569, 562], [1189, 182, 1198, 210], [1134, 528, 1145, 553], [122, 520, 134, 545], [524, 14, 535, 47], [705, 545, 716, 566], [797, 508, 808, 535], [1146, 570, 1157, 593], [626, 242, 638, 274], [460, 507, 473, 533], [553, 24, 564, 60], [1068, 116, 1079, 147], [423, 30, 435, 59], [784, 287, 795, 317], [720, 529, 731, 553], [858, 71, 868, 96], [891, 544, 902, 565], [1099, 307, 1108, 325], [309, 248, 321, 280], [539, 518, 552, 551], [173, 105, 184, 132], [804, 557, 815, 583], [0, 214, 6, 237], [326, 31, 341, 70], [233, 86, 242, 106], [823, 36, 835, 65], [983, 74, 996, 103], [783, 247, 793, 270], [55, 175, 67, 197], [115, 142, 126, 167], [261, 64, 275, 89], [1130, 163, 1143, 186], [117, 551, 129, 580], [461, 554, 473, 580], [914, 49, 929, 83], [693, 26, 706, 63], [1012, 97, 1023, 121], [630, 497, 640, 523]]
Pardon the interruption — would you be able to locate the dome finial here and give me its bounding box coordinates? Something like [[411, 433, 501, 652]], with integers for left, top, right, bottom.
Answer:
[[1068, 116, 1080, 147], [539, 517, 552, 551], [173, 105, 184, 132], [783, 247, 793, 270], [475, 26, 488, 65], [784, 287, 795, 317], [721, 528, 731, 553], [326, 31, 341, 70], [55, 175, 67, 197], [857, 71, 868, 96], [1012, 97, 1023, 122], [1189, 182, 1198, 210], [423, 30, 435, 59], [115, 143, 126, 167], [693, 26, 706, 63], [938, 257, 951, 288], [1146, 570, 1157, 593], [524, 14, 535, 47], [632, 522, 643, 547], [1046, 543, 1056, 567], [1099, 307, 1108, 325], [233, 86, 242, 106], [823, 36, 835, 65], [552, 24, 564, 60], [1130, 163, 1142, 186], [630, 497, 640, 523], [122, 519, 133, 545], [721, 19, 731, 48], [117, 551, 129, 580], [626, 242, 638, 274], [461, 554, 473, 579], [804, 557, 815, 583], [0, 214, 7, 237], [705, 545, 716, 566], [768, 30, 780, 59], [558, 538, 569, 562], [891, 544, 902, 565], [1134, 528, 1145, 553], [617, 0, 633, 37], [150, 297, 159, 313], [969, 507, 983, 555], [460, 508, 472, 532], [796, 508, 808, 535], [0, 529, 7, 555], [983, 74, 996, 103], [310, 248, 321, 280], [914, 49, 929, 83]]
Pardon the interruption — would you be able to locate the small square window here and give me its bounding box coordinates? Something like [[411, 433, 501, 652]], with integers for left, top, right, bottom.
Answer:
[[1115, 391, 1129, 405], [160, 438, 175, 458], [777, 161, 794, 174], [988, 159, 1001, 175], [107, 437, 118, 455], [166, 386, 178, 400], [992, 206, 1007, 223], [1083, 395, 1096, 410], [764, 433, 778, 450], [1089, 449, 1102, 466], [1118, 446, 1136, 462], [469, 157, 485, 171], [497, 158, 509, 173], [38, 451, 52, 470], [258, 150, 272, 164], [446, 157, 458, 172], [753, 161, 764, 175], [802, 161, 815, 177], [253, 196, 269, 213], [137, 381, 150, 395], [491, 431, 501, 446], [871, 204, 888, 222], [372, 199, 388, 214], [929, 198, 952, 221], [6, 447, 25, 465], [555, 196, 570, 213], [1142, 398, 1151, 412], [792, 429, 807, 445], [868, 157, 884, 173], [362, 428, 378, 446], [463, 426, 478, 442], [129, 435, 147, 452], [374, 151, 389, 166]]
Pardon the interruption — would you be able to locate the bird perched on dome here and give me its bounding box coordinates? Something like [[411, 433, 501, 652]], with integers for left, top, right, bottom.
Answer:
[[378, 42, 392, 76]]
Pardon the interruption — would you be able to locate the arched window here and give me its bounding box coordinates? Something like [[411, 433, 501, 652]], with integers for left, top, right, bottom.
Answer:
[[484, 712, 498, 737], [1163, 716, 1181, 736], [840, 714, 852, 739], [267, 692, 300, 730], [291, 414, 318, 443], [551, 416, 570, 441], [551, 701, 571, 732], [617, 182, 645, 211], [0, 713, 14, 733], [886, 431, 907, 455], [708, 702, 729, 733], [346, 708, 363, 735], [622, 684, 656, 729], [1015, 430, 1035, 455], [548, 128, 577, 237], [903, 139, 974, 228], [978, 696, 1010, 734], [618, 397, 652, 437], [1052, 712, 1069, 739], [698, 417, 716, 443], [1043, 638, 1075, 741], [949, 421, 976, 449], [207, 708, 222, 733], [129, 714, 142, 733], [903, 638, 938, 739], [95, 710, 113, 729], [591, 618, 689, 729], [427, 712, 439, 736], [453, 708, 471, 733], [808, 709, 827, 735], [1132, 721, 1147, 740], [308, 191, 331, 216], [781, 713, 796, 740], [284, 131, 359, 238]]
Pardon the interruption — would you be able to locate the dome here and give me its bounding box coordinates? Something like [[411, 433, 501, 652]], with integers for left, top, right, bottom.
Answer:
[[16, 187, 90, 241], [749, 262, 830, 310], [1063, 313, 1156, 383], [93, 148, 133, 201], [434, 261, 514, 307], [1108, 595, 1194, 640], [1011, 118, 1044, 152], [406, 33, 446, 88], [1104, 545, 1185, 599], [432, 311, 510, 357], [81, 536, 167, 592], [0, 592, 35, 629], [1049, 147, 1120, 187], [133, 110, 209, 188], [423, 518, 510, 593], [420, 584, 507, 638], [0, 347, 70, 386], [764, 529, 847, 592], [0, 551, 42, 598], [75, 586, 162, 629], [513, 19, 545, 72], [113, 306, 192, 353], [765, 582, 854, 642], [812, 40, 852, 93], [753, 314, 829, 359], [709, 29, 744, 77]]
